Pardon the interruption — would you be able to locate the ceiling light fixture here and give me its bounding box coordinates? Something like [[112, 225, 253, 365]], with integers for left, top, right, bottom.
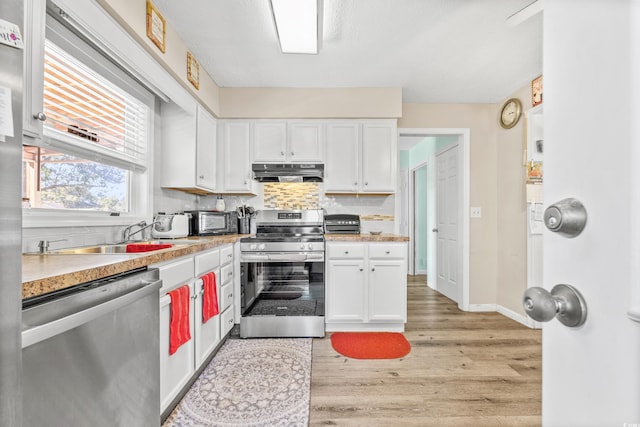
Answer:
[[270, 0, 322, 54]]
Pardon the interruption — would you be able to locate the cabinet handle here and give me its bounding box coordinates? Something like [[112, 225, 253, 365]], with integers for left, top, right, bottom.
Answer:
[[291, 152, 294, 156], [371, 268, 375, 272], [199, 175, 205, 179], [385, 251, 390, 254], [228, 271, 233, 277], [365, 182, 368, 186], [228, 293, 233, 299], [33, 112, 47, 122], [359, 268, 363, 271], [353, 182, 358, 186], [344, 251, 349, 254], [281, 151, 285, 156], [227, 254, 233, 259]]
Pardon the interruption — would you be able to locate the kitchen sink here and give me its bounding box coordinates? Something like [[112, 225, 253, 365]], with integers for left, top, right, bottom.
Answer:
[[41, 240, 198, 255]]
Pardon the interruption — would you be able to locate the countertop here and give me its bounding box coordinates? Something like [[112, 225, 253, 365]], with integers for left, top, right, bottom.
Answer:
[[22, 233, 409, 300], [325, 233, 409, 242], [22, 235, 244, 300]]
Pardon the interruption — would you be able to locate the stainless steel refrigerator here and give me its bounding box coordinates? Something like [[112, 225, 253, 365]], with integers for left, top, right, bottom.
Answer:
[[0, 0, 24, 425]]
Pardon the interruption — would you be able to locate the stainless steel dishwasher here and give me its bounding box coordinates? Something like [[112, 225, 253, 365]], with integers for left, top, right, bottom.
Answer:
[[21, 268, 162, 427]]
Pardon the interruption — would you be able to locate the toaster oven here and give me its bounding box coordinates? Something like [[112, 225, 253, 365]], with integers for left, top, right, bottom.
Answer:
[[186, 210, 238, 236]]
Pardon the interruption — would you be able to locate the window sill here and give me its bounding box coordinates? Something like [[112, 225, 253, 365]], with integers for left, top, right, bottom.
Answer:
[[22, 209, 147, 229]]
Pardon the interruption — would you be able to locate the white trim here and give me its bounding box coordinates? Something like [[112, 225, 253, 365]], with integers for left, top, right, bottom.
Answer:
[[467, 304, 497, 312], [497, 305, 541, 329], [398, 128, 470, 312], [427, 280, 436, 290], [325, 323, 405, 333]]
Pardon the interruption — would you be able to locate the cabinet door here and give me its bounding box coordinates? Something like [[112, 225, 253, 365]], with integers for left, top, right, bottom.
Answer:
[[160, 283, 196, 412], [289, 123, 323, 162], [194, 270, 221, 368], [368, 260, 407, 322], [361, 123, 397, 193], [253, 121, 287, 162], [326, 259, 366, 322], [223, 121, 253, 191], [325, 123, 360, 192], [23, 0, 46, 141], [196, 107, 217, 190]]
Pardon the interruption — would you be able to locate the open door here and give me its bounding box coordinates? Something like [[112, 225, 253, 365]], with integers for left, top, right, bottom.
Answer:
[[531, 1, 640, 425]]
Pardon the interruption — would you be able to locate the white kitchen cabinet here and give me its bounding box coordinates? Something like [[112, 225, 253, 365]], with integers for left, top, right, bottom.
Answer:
[[22, 0, 46, 142], [325, 241, 407, 331], [288, 122, 324, 162], [253, 121, 287, 162], [193, 248, 222, 368], [157, 257, 196, 412], [253, 121, 324, 163], [324, 120, 397, 194], [156, 244, 237, 413], [217, 121, 257, 194], [161, 102, 217, 195], [219, 244, 235, 336]]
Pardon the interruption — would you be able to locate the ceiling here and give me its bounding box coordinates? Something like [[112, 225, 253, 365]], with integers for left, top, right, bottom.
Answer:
[[152, 0, 543, 104]]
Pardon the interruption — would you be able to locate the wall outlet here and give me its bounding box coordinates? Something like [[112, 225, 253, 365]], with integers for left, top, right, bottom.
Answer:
[[470, 207, 482, 218]]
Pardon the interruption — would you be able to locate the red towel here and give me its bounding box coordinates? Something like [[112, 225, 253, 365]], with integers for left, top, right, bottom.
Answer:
[[201, 272, 219, 323], [126, 243, 173, 253], [168, 285, 191, 355]]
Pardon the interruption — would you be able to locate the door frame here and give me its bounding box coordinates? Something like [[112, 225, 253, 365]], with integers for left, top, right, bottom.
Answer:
[[409, 161, 428, 275], [397, 128, 470, 310]]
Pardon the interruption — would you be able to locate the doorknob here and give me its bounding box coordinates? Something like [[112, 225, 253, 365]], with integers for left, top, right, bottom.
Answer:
[[544, 198, 587, 238], [523, 284, 587, 327]]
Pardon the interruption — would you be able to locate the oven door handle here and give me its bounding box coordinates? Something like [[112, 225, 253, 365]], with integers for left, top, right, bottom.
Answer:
[[267, 254, 308, 262], [240, 254, 270, 262]]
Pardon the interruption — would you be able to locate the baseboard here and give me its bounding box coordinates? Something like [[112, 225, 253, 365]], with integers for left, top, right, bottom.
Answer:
[[496, 305, 541, 329], [466, 304, 540, 329], [426, 280, 436, 290]]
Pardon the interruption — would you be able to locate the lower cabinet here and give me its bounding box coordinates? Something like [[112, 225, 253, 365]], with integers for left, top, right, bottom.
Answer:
[[155, 243, 236, 413], [326, 241, 407, 332]]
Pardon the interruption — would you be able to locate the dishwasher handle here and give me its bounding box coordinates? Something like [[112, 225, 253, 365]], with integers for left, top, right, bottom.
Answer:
[[22, 279, 161, 349]]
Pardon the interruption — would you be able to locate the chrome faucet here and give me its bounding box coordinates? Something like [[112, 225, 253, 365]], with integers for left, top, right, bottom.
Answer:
[[122, 221, 147, 242], [122, 220, 161, 242]]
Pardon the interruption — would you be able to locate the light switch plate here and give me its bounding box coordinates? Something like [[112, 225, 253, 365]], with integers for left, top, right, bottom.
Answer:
[[470, 207, 482, 218]]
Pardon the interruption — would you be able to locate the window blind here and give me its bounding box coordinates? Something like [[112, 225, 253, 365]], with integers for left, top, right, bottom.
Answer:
[[39, 13, 154, 172]]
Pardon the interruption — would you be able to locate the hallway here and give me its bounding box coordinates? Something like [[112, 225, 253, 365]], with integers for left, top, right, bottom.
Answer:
[[309, 276, 542, 426]]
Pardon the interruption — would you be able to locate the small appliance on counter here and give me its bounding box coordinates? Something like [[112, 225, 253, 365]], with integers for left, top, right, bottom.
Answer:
[[151, 213, 190, 238], [324, 214, 361, 234], [185, 210, 238, 236]]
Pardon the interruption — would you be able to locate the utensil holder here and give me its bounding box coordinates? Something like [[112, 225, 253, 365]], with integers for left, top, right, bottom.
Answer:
[[238, 217, 250, 234]]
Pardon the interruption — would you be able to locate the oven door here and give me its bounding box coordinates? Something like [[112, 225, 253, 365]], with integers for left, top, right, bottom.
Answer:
[[240, 252, 324, 318]]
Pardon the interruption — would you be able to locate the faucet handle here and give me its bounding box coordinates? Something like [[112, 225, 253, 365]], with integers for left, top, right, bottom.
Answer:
[[38, 238, 68, 253]]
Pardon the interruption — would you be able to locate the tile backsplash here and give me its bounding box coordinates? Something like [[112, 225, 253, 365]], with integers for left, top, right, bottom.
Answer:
[[263, 183, 320, 209]]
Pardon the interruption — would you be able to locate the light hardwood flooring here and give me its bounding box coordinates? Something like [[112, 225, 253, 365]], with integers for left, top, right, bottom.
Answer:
[[309, 276, 542, 426]]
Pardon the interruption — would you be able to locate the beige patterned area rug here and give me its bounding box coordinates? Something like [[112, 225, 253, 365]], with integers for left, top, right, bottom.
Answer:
[[163, 338, 312, 427]]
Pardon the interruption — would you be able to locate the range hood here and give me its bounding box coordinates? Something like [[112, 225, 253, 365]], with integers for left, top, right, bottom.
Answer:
[[252, 163, 324, 183]]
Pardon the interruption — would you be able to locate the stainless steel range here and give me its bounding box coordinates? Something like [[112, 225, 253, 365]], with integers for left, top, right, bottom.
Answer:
[[239, 209, 325, 338]]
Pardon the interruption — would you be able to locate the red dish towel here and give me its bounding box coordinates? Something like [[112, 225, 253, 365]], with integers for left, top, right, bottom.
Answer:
[[126, 243, 173, 253], [168, 285, 191, 355], [201, 272, 219, 323]]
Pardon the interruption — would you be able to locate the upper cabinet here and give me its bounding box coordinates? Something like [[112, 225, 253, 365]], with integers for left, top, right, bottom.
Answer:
[[217, 121, 258, 194], [253, 121, 324, 163], [325, 120, 397, 194], [23, 0, 46, 143], [161, 103, 217, 195]]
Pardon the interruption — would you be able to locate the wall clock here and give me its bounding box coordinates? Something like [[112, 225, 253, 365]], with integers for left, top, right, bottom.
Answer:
[[500, 98, 522, 129]]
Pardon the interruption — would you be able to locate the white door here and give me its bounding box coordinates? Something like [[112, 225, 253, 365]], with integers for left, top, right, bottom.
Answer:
[[541, 1, 640, 426], [435, 145, 458, 302]]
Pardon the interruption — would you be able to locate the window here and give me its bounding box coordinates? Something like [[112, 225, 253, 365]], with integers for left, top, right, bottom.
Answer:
[[23, 10, 154, 219]]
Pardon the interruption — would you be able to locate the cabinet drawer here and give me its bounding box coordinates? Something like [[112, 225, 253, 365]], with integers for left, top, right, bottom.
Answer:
[[194, 249, 220, 277], [220, 245, 234, 265], [220, 282, 234, 312], [221, 306, 235, 336], [327, 243, 365, 259], [156, 257, 194, 294], [369, 244, 406, 259], [221, 263, 234, 286]]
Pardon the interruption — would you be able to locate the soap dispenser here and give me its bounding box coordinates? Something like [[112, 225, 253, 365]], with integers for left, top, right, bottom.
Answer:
[[215, 196, 226, 212]]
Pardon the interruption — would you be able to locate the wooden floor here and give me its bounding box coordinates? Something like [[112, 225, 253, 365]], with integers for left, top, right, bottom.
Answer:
[[309, 276, 542, 426]]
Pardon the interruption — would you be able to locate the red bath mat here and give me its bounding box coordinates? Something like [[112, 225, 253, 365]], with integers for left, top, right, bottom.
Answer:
[[330, 332, 411, 359]]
